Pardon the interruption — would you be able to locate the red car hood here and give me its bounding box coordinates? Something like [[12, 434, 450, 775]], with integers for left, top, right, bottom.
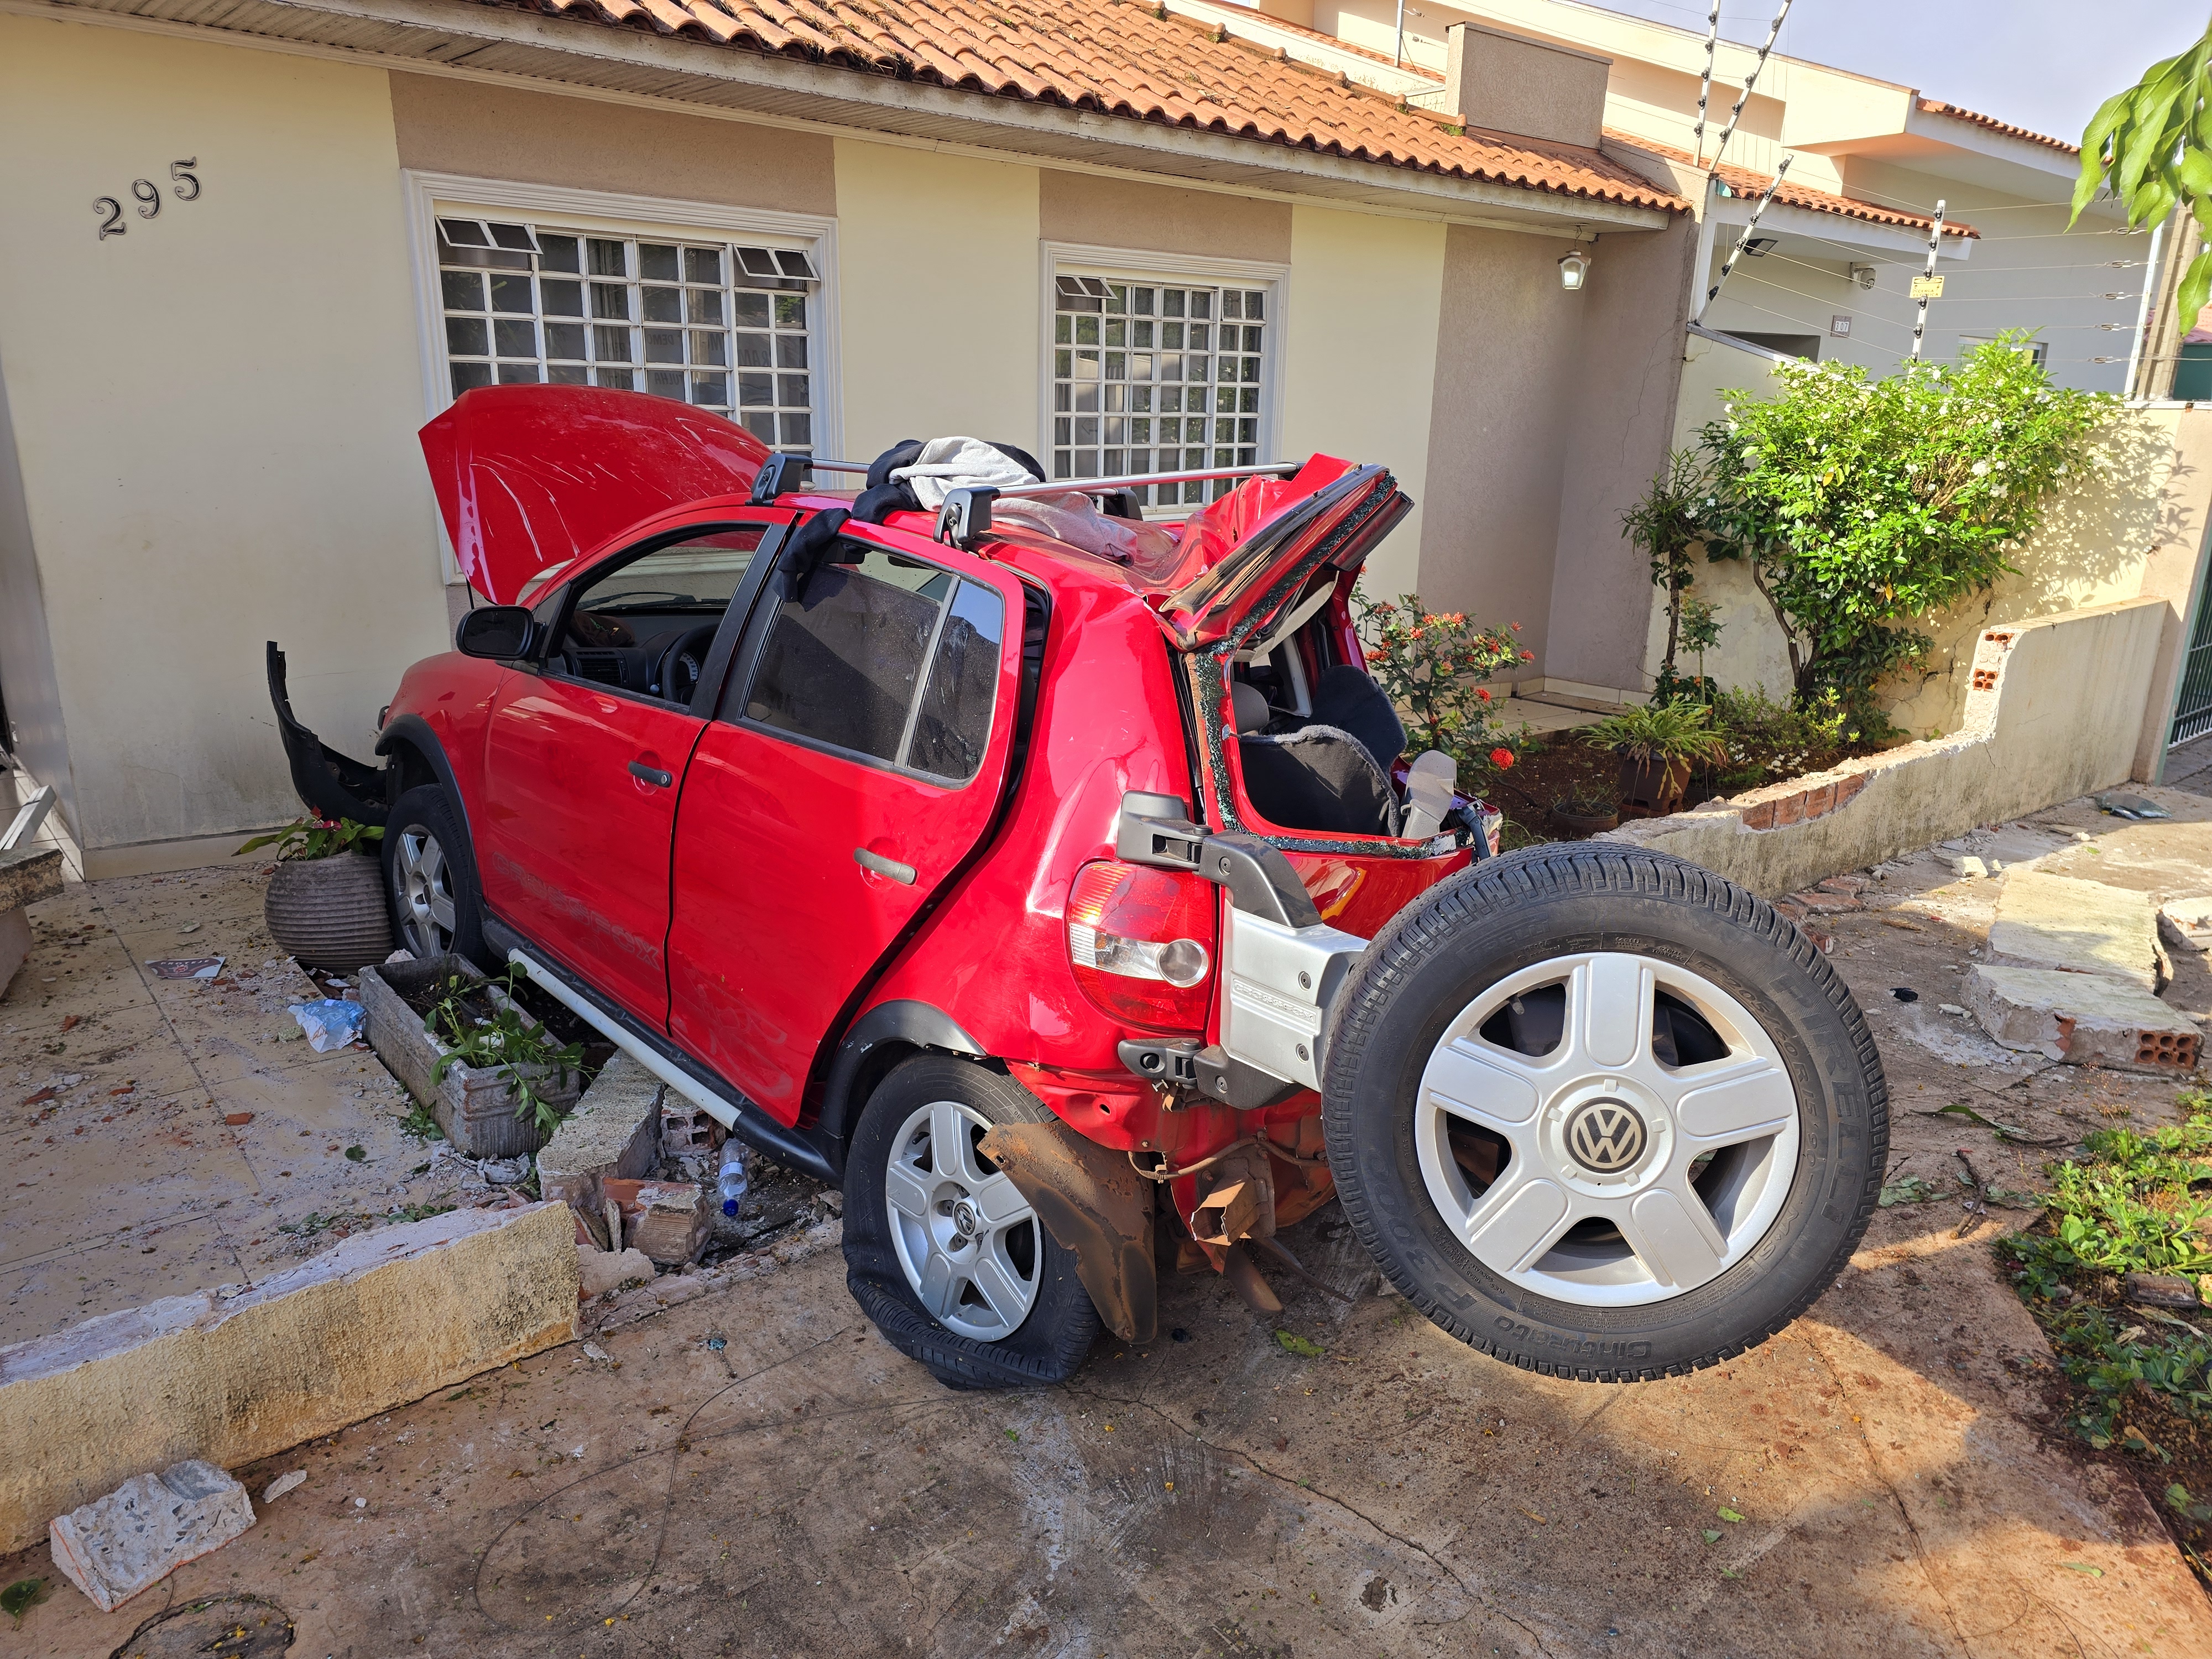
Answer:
[[421, 387, 771, 604]]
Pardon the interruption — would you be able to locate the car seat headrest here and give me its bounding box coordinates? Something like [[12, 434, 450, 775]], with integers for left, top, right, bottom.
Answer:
[[1230, 682, 1270, 734]]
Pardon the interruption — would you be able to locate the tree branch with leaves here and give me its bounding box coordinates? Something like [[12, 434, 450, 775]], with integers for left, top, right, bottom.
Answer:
[[2075, 17, 2212, 333]]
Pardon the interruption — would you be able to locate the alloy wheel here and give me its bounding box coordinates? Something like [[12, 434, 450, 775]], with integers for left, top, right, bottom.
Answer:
[[1413, 951, 1801, 1308], [394, 826, 457, 957], [884, 1099, 1042, 1342]]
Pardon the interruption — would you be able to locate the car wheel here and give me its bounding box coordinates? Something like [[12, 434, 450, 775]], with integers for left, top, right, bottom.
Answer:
[[382, 784, 485, 965], [1323, 844, 1886, 1382], [843, 1055, 1102, 1389]]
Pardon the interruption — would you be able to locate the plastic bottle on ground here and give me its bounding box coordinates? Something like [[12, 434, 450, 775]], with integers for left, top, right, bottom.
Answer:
[[718, 1139, 748, 1218]]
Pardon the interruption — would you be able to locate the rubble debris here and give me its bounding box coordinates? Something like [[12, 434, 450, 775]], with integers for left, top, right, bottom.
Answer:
[[1987, 871, 2162, 990], [147, 957, 223, 980], [49, 1460, 254, 1613], [2158, 898, 2212, 954], [1951, 855, 1989, 879], [660, 1098, 718, 1160], [259, 1470, 306, 1505], [2096, 791, 2171, 820], [577, 1245, 656, 1299], [536, 1055, 660, 1217], [601, 1180, 709, 1266], [1963, 965, 2200, 1071]]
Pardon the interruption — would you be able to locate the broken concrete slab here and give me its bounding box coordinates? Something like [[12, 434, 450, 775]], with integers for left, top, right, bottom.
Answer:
[[0, 1201, 577, 1552], [536, 1053, 661, 1218], [577, 1245, 658, 1300], [2159, 895, 2212, 952], [601, 1178, 709, 1266], [0, 843, 64, 997], [48, 1459, 253, 1613], [1987, 869, 2162, 989], [1963, 963, 2200, 1070]]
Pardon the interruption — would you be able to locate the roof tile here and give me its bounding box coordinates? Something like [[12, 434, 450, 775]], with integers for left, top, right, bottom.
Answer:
[[1611, 132, 1978, 239], [1917, 100, 2078, 156], [455, 0, 1685, 212]]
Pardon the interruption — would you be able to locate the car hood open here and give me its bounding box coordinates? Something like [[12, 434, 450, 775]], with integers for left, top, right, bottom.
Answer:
[[420, 385, 771, 604]]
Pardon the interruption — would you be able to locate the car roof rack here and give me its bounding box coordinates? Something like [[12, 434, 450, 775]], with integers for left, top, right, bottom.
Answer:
[[748, 454, 1303, 509]]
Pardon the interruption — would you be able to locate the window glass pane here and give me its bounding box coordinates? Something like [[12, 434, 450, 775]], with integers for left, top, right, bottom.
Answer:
[[441, 270, 484, 311], [908, 581, 1004, 780], [555, 526, 765, 701], [739, 550, 951, 764]]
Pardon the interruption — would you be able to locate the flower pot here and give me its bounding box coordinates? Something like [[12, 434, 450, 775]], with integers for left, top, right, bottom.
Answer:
[[1547, 804, 1620, 839], [1617, 755, 1691, 819], [263, 850, 393, 971], [358, 955, 584, 1159]]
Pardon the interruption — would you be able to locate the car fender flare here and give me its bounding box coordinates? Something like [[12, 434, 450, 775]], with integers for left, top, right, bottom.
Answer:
[[819, 999, 988, 1152], [375, 714, 477, 854]]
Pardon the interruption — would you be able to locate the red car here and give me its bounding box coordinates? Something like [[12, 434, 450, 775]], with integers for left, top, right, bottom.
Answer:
[[281, 387, 1886, 1390]]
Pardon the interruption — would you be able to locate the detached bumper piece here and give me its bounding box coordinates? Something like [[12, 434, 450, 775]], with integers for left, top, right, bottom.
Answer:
[[266, 641, 389, 826]]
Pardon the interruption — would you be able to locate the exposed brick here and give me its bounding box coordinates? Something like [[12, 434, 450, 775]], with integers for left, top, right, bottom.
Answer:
[[1833, 774, 1867, 807], [1739, 801, 1777, 831], [1799, 782, 1837, 820], [1771, 791, 1808, 828]]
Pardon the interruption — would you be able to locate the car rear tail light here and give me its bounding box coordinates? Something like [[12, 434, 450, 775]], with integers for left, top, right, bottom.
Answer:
[[1067, 858, 1217, 1032]]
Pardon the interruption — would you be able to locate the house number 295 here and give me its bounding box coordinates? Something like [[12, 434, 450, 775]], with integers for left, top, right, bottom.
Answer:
[[93, 160, 201, 240]]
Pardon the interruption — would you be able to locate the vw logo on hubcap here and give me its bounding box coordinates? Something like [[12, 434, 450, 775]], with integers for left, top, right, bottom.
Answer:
[[1565, 1100, 1648, 1173], [951, 1199, 979, 1240]]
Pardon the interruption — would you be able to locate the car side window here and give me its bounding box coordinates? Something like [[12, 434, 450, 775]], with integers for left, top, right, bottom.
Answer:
[[733, 544, 1006, 782], [547, 526, 765, 706]]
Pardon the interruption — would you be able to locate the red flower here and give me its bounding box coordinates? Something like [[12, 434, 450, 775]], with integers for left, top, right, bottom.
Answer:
[[1520, 650, 1535, 661], [1477, 687, 1491, 701], [1490, 748, 1515, 769]]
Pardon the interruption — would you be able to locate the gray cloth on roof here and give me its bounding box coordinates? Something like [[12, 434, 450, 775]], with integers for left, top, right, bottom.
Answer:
[[889, 435, 1040, 509]]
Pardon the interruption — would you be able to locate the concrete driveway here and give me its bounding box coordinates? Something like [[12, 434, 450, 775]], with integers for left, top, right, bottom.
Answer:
[[8, 786, 2212, 1655]]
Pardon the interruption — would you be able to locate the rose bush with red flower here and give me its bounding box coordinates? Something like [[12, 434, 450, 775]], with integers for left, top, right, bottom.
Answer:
[[1354, 589, 1529, 776]]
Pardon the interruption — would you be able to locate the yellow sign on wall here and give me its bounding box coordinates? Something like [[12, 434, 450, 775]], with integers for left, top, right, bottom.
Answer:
[[1910, 274, 1945, 299]]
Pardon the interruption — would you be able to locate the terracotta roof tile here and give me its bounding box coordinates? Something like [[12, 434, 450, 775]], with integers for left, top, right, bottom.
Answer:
[[452, 0, 1686, 212], [1611, 132, 1978, 239], [1916, 100, 2079, 156]]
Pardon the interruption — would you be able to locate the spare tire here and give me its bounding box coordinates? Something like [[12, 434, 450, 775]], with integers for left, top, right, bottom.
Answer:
[[1322, 845, 1886, 1382]]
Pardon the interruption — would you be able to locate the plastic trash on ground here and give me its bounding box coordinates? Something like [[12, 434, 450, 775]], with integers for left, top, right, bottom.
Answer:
[[289, 998, 366, 1052], [718, 1139, 749, 1218]]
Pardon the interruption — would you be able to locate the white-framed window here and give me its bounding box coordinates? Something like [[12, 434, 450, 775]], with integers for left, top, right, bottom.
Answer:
[[403, 173, 838, 458], [1041, 244, 1287, 511], [1958, 333, 2049, 369]]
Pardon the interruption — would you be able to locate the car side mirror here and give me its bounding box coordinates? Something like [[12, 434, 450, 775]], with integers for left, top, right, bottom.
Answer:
[[455, 606, 535, 659]]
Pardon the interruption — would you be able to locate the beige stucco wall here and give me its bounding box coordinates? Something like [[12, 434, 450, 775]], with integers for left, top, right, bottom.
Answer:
[[1039, 173, 1292, 265], [388, 74, 837, 215], [1279, 206, 1447, 600], [0, 17, 447, 864], [832, 142, 1041, 463]]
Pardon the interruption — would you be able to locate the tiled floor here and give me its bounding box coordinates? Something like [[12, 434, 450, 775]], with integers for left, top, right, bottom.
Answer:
[[1, 856, 457, 1350]]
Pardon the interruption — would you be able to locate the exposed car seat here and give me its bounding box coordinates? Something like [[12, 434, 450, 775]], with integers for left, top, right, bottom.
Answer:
[[1310, 664, 1407, 776], [1238, 723, 1402, 838]]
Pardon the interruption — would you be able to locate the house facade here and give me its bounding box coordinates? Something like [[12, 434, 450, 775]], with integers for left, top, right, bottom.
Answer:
[[0, 0, 1704, 874]]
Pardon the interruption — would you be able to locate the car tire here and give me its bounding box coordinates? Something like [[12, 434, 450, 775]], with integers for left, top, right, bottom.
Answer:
[[843, 1055, 1102, 1390], [382, 784, 486, 966], [1322, 844, 1886, 1383]]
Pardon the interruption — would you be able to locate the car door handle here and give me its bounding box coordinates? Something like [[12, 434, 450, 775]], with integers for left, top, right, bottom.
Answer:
[[628, 760, 675, 789], [853, 847, 917, 885]]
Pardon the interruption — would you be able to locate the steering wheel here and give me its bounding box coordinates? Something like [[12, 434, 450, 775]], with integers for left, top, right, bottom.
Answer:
[[655, 623, 722, 706]]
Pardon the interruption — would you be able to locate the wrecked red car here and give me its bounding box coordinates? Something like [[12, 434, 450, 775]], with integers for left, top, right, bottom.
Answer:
[[282, 386, 1886, 1389]]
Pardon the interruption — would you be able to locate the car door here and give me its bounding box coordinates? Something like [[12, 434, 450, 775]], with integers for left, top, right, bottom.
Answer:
[[666, 523, 1029, 1124], [476, 512, 791, 1026]]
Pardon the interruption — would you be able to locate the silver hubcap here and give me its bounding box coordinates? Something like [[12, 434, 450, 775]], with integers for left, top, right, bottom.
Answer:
[[885, 1100, 1042, 1342], [394, 827, 457, 956], [1415, 951, 1801, 1308]]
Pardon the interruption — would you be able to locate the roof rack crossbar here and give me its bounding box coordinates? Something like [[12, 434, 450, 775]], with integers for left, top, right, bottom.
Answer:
[[993, 463, 1301, 501]]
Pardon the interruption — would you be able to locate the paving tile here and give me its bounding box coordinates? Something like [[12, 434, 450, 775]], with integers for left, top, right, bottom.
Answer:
[[0, 1212, 244, 1346]]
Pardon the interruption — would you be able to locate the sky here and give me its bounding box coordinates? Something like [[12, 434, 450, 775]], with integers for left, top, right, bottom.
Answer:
[[1572, 0, 2203, 148]]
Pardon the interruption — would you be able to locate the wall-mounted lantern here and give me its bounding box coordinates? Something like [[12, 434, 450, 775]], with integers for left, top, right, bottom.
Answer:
[[1558, 250, 1592, 292]]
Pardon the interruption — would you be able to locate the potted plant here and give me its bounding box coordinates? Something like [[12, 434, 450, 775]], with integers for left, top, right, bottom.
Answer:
[[1547, 789, 1620, 839], [236, 815, 393, 971], [1582, 703, 1729, 818]]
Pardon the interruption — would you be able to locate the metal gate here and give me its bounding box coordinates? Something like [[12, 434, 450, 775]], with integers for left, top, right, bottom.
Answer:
[[2171, 575, 2212, 748]]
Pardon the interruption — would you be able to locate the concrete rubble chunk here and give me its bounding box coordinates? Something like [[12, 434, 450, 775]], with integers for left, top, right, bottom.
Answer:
[[577, 1245, 658, 1299], [49, 1459, 254, 1613], [1963, 964, 2200, 1071], [601, 1179, 710, 1266], [2158, 897, 2212, 954], [260, 1469, 306, 1505], [1988, 870, 2162, 990], [536, 1055, 662, 1218], [1950, 855, 1987, 879]]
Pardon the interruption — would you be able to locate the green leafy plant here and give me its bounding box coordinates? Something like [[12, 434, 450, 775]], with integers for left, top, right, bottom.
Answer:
[[1699, 337, 2112, 722], [1580, 701, 1730, 770], [1354, 590, 1534, 774], [2074, 20, 2212, 333], [422, 968, 586, 1138], [234, 815, 383, 861], [1623, 450, 1712, 683]]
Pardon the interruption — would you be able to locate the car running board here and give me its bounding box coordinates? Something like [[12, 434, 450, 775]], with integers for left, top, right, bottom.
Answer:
[[495, 935, 838, 1184]]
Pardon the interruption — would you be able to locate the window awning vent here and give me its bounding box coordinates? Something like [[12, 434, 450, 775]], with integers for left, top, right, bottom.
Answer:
[[734, 246, 819, 290]]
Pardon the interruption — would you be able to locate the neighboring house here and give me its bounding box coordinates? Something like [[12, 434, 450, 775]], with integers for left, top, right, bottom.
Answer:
[[0, 0, 1703, 874], [1242, 0, 2144, 392]]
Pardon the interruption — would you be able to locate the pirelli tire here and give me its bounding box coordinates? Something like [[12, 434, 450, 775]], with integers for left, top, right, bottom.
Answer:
[[1321, 844, 1887, 1383]]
